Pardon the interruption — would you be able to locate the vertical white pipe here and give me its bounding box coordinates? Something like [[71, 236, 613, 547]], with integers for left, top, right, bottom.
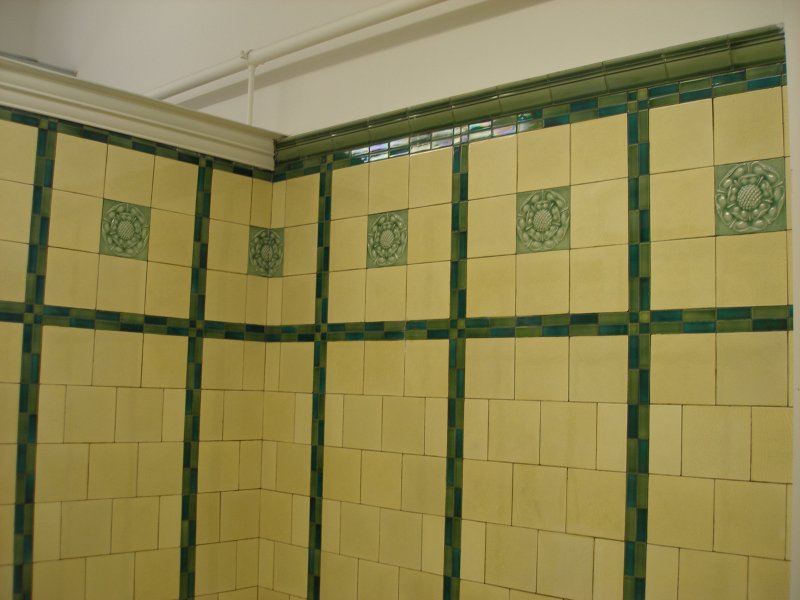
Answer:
[[246, 64, 255, 125]]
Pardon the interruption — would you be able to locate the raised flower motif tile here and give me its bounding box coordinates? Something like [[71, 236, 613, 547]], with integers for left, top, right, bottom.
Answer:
[[99, 199, 150, 260], [516, 187, 571, 253], [714, 158, 786, 235], [367, 209, 408, 268], [248, 226, 283, 277]]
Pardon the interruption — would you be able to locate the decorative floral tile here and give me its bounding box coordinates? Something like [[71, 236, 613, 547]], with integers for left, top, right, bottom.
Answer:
[[516, 187, 571, 253], [367, 209, 408, 268], [714, 158, 786, 235], [99, 199, 150, 260], [248, 226, 283, 277]]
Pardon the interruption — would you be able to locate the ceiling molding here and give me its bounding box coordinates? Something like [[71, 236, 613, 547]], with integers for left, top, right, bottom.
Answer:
[[0, 57, 278, 170]]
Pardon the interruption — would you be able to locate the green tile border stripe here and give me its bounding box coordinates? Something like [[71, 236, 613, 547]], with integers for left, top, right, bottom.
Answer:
[[11, 115, 56, 600]]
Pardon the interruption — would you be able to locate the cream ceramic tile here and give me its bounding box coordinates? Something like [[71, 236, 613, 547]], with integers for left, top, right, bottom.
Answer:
[[465, 338, 514, 400], [340, 501, 380, 560], [570, 178, 628, 248], [566, 468, 625, 539], [517, 124, 570, 192], [783, 86, 790, 156], [162, 390, 185, 442], [341, 394, 381, 450], [134, 548, 179, 600], [682, 405, 750, 480], [569, 244, 628, 313], [148, 208, 194, 266], [514, 337, 568, 401], [410, 148, 452, 208], [752, 407, 792, 483], [32, 559, 86, 600], [515, 250, 569, 315], [137, 442, 182, 496], [749, 557, 789, 600], [651, 237, 715, 309], [645, 544, 678, 600], [244, 275, 269, 325], [536, 531, 593, 600], [407, 204, 451, 264], [92, 329, 143, 387], [0, 239, 27, 302], [512, 464, 566, 532], [369, 156, 409, 214], [236, 538, 259, 589], [96, 254, 147, 313], [484, 524, 537, 592], [283, 224, 317, 276], [320, 552, 358, 600], [115, 388, 163, 442], [152, 156, 198, 215], [357, 560, 399, 600], [404, 340, 448, 398], [649, 405, 682, 475], [326, 342, 364, 395], [679, 549, 747, 600], [208, 219, 249, 273], [650, 99, 713, 173], [281, 274, 316, 325], [0, 180, 31, 246], [717, 331, 788, 406], [202, 337, 245, 390], [145, 261, 191, 318], [86, 552, 134, 600], [44, 247, 99, 309], [467, 255, 516, 317], [365, 265, 406, 322], [0, 384, 20, 443], [40, 325, 94, 385], [239, 440, 262, 490], [278, 342, 314, 393], [571, 114, 627, 185], [593, 539, 624, 600], [220, 489, 260, 541], [397, 568, 440, 600], [285, 174, 319, 227], [650, 168, 715, 241], [540, 401, 596, 469], [467, 195, 516, 257], [462, 459, 512, 525], [324, 395, 343, 449], [320, 499, 340, 553], [195, 541, 237, 595], [0, 119, 37, 184], [0, 444, 11, 504], [421, 514, 444, 574], [488, 400, 540, 464], [716, 231, 788, 307], [263, 392, 294, 443], [0, 505, 13, 564], [596, 403, 627, 472], [650, 333, 715, 405], [159, 494, 181, 547], [714, 87, 784, 164], [361, 450, 401, 509], [648, 474, 714, 550], [54, 134, 107, 197], [141, 333, 187, 388], [0, 323, 21, 384], [111, 496, 159, 552], [324, 447, 361, 503], [332, 164, 368, 219], [251, 178, 273, 228], [469, 135, 516, 200], [569, 335, 627, 403], [402, 454, 445, 515], [211, 170, 252, 225], [104, 146, 154, 206], [330, 216, 367, 271], [406, 261, 450, 320], [460, 519, 486, 582], [714, 479, 786, 559], [382, 395, 425, 455], [224, 391, 263, 441], [48, 189, 102, 252], [461, 581, 509, 600], [464, 399, 488, 460], [328, 269, 366, 323], [270, 180, 286, 229], [266, 277, 282, 325], [60, 499, 112, 557], [63, 386, 115, 443], [379, 509, 422, 569], [363, 341, 404, 396], [260, 490, 291, 542]]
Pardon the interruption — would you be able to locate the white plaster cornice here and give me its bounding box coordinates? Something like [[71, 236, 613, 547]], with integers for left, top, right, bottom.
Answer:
[[0, 57, 277, 170]]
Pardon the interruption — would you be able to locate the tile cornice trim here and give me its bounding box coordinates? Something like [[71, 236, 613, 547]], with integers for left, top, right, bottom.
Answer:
[[0, 57, 278, 170]]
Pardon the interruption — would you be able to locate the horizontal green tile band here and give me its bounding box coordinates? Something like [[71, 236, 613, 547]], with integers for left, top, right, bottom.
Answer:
[[275, 26, 784, 163]]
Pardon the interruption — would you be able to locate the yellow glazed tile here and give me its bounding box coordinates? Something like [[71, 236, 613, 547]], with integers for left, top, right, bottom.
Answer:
[[92, 329, 143, 387], [104, 145, 154, 206], [238, 441, 262, 489], [462, 459, 512, 525], [714, 87, 784, 164], [407, 204, 451, 264], [320, 552, 358, 600], [365, 266, 406, 322], [145, 262, 191, 318], [32, 559, 86, 600], [40, 325, 94, 385], [650, 168, 715, 241], [31, 502, 60, 562], [148, 208, 194, 266], [223, 391, 263, 440], [645, 544, 678, 600], [461, 581, 508, 600], [278, 342, 314, 393], [512, 464, 566, 531], [717, 331, 788, 406], [464, 398, 488, 460], [197, 442, 239, 493], [283, 224, 317, 276], [682, 405, 750, 480], [141, 333, 187, 388], [332, 164, 368, 220], [0, 445, 10, 503], [596, 403, 627, 472], [369, 156, 409, 214], [159, 494, 182, 547], [260, 490, 291, 542], [536, 531, 593, 600], [515, 250, 569, 315], [326, 342, 364, 395], [115, 388, 163, 441], [263, 391, 293, 442], [324, 447, 361, 503], [47, 189, 101, 252], [194, 541, 236, 595], [593, 539, 624, 600], [398, 568, 440, 600], [134, 548, 179, 600], [467, 255, 516, 317], [571, 113, 627, 185], [488, 400, 540, 464], [749, 557, 789, 600], [406, 261, 450, 320], [251, 178, 273, 228], [330, 217, 367, 271], [324, 395, 343, 448], [245, 275, 269, 325], [357, 560, 399, 600], [236, 538, 259, 588], [0, 240, 27, 302], [137, 442, 182, 496], [540, 401, 596, 469], [54, 134, 107, 197], [270, 180, 286, 229], [650, 99, 713, 173], [363, 341, 404, 396], [0, 119, 37, 184], [202, 338, 244, 390], [678, 549, 746, 600], [211, 170, 252, 225], [517, 124, 570, 191], [320, 499, 339, 552], [341, 394, 381, 450], [484, 524, 537, 592], [409, 148, 452, 208], [716, 231, 788, 307], [421, 514, 444, 574], [569, 244, 628, 313], [401, 454, 445, 515], [60, 499, 112, 557], [648, 474, 714, 550], [0, 180, 31, 244], [649, 405, 682, 475], [152, 156, 198, 215], [361, 450, 401, 509], [783, 86, 790, 156], [208, 219, 249, 273], [96, 254, 147, 313], [714, 479, 786, 559], [281, 274, 316, 325], [650, 333, 715, 404], [651, 237, 715, 309], [382, 395, 425, 454], [328, 270, 366, 324], [469, 135, 516, 200], [515, 337, 568, 401], [404, 339, 448, 397], [86, 553, 134, 600], [379, 509, 422, 569], [63, 386, 115, 442], [220, 490, 260, 541], [570, 178, 628, 248], [111, 496, 159, 552], [285, 173, 319, 227], [465, 338, 514, 400], [44, 247, 99, 309], [340, 501, 380, 560], [566, 468, 625, 539], [467, 195, 516, 258], [162, 390, 186, 442], [752, 407, 792, 483], [569, 335, 627, 403], [0, 323, 21, 383], [460, 519, 485, 582], [35, 443, 88, 501], [266, 277, 283, 325], [0, 384, 21, 443]]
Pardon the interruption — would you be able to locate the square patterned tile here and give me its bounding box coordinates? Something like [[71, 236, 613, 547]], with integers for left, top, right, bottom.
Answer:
[[366, 209, 408, 268], [516, 187, 570, 254], [714, 158, 786, 235], [99, 199, 150, 261], [248, 226, 283, 277]]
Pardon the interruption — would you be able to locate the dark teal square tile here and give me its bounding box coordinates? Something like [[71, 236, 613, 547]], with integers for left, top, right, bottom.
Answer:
[[99, 199, 150, 260], [367, 210, 408, 268], [516, 187, 571, 253], [248, 226, 283, 277], [714, 158, 786, 235]]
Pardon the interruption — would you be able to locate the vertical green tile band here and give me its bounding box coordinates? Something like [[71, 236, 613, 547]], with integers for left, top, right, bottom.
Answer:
[[624, 97, 651, 600], [13, 116, 56, 600]]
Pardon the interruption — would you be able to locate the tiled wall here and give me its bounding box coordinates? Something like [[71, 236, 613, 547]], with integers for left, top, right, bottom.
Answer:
[[0, 45, 794, 600]]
